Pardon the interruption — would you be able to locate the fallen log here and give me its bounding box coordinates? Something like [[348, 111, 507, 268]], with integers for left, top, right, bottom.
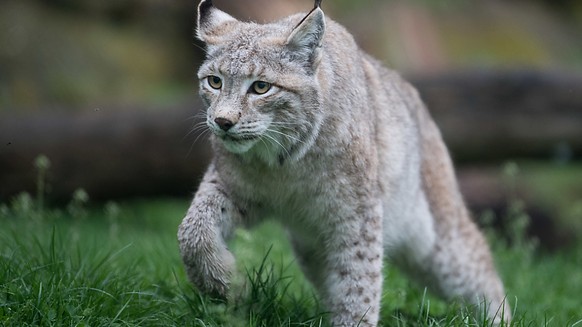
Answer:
[[1, 70, 581, 202], [0, 102, 211, 202], [412, 70, 582, 162]]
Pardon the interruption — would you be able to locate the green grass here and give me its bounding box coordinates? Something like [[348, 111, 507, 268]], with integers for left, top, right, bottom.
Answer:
[[1, 181, 582, 326], [517, 162, 582, 233]]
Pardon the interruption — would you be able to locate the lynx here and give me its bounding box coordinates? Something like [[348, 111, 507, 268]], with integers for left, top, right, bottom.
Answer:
[[178, 0, 510, 325]]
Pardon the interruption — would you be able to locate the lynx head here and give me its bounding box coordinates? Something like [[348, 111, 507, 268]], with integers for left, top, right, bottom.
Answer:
[[196, 0, 326, 165]]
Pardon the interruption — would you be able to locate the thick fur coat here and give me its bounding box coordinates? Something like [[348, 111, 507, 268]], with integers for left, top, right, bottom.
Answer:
[[178, 1, 510, 325]]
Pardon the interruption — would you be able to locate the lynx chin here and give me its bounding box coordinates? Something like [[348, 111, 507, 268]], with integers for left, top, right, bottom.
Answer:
[[178, 0, 511, 325]]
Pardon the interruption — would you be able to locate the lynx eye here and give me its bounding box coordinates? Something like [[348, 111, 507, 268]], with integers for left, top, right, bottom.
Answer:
[[207, 76, 222, 90], [251, 81, 271, 95]]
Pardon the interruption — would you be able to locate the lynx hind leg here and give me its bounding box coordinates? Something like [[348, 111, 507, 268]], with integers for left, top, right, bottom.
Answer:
[[422, 217, 511, 324]]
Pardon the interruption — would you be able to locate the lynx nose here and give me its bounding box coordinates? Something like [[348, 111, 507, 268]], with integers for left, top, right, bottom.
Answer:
[[214, 117, 235, 131]]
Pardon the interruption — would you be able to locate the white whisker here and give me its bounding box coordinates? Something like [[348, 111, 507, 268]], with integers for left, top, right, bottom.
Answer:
[[183, 121, 210, 141], [262, 133, 291, 159], [266, 128, 305, 145], [184, 111, 207, 122], [258, 135, 274, 158], [186, 129, 211, 158]]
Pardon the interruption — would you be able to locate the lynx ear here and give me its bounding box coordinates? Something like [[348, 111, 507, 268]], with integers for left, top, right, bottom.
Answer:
[[286, 7, 325, 70], [196, 0, 237, 42]]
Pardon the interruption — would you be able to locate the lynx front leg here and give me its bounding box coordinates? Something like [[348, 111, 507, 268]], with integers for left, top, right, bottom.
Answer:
[[177, 166, 242, 299], [294, 208, 384, 327]]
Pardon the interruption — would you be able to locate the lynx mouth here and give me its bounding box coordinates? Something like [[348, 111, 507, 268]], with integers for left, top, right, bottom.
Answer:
[[221, 134, 259, 142], [218, 133, 260, 154]]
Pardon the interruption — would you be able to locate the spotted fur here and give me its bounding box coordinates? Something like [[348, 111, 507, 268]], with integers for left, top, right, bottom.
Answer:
[[178, 1, 510, 325]]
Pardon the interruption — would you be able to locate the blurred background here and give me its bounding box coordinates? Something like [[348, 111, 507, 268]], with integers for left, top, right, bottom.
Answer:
[[1, 0, 581, 249]]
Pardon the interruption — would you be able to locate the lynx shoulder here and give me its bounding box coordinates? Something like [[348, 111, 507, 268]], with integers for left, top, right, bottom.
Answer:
[[178, 1, 511, 325]]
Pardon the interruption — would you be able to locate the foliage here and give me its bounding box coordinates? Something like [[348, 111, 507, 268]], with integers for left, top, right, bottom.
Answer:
[[2, 0, 582, 110], [1, 159, 581, 326]]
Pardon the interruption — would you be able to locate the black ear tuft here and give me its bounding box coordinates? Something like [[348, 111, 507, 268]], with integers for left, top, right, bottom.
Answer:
[[314, 0, 323, 9], [198, 0, 214, 27], [196, 0, 237, 42], [198, 0, 213, 19]]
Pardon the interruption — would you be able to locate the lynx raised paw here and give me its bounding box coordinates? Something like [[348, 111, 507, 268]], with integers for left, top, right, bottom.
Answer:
[[178, 219, 235, 300]]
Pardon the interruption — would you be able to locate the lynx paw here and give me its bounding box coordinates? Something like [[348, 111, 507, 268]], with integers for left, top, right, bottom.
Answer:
[[178, 222, 235, 300], [185, 244, 235, 300]]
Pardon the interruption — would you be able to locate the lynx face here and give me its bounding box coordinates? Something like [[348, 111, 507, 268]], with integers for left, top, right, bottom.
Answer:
[[197, 7, 325, 164]]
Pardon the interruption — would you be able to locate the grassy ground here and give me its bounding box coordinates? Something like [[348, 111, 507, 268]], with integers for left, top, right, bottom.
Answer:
[[1, 165, 582, 326]]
